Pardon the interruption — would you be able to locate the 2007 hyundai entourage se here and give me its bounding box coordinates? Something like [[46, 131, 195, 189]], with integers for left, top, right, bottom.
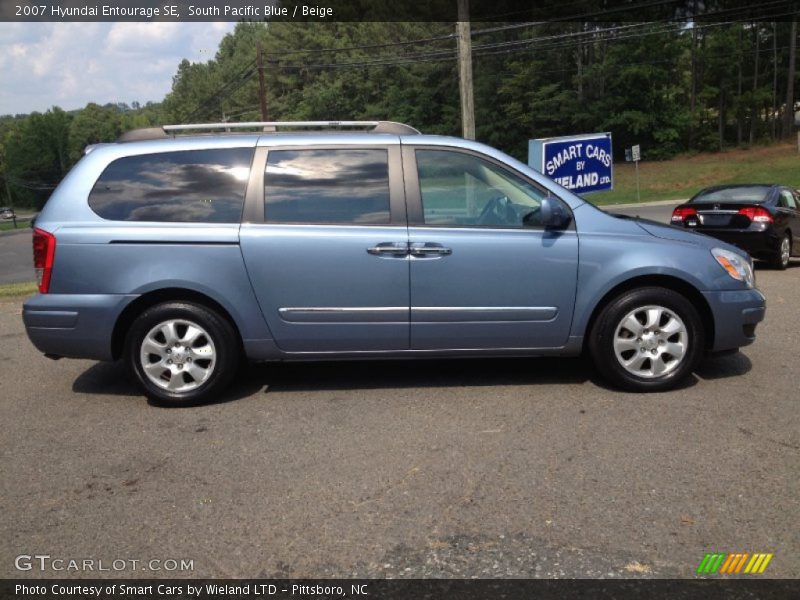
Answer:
[[23, 121, 766, 405]]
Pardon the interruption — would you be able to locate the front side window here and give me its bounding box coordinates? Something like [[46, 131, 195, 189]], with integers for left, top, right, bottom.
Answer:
[[415, 149, 549, 227], [88, 148, 253, 222], [264, 149, 390, 224]]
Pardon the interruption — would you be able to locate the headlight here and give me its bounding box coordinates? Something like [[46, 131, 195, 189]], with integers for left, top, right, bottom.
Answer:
[[711, 247, 754, 287]]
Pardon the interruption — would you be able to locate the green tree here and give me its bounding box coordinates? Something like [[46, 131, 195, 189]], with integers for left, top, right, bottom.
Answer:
[[67, 103, 124, 162], [3, 108, 71, 208]]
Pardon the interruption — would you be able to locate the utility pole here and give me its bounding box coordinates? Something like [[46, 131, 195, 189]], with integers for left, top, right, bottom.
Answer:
[[256, 43, 269, 121], [456, 0, 475, 140], [784, 19, 796, 139]]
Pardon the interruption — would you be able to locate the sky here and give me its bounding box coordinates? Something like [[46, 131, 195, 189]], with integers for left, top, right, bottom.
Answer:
[[0, 22, 236, 116]]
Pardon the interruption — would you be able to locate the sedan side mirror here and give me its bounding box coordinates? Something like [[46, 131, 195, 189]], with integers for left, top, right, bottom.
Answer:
[[540, 197, 572, 230]]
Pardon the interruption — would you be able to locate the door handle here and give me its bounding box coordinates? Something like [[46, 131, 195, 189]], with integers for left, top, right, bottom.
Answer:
[[409, 242, 452, 257], [367, 242, 409, 256]]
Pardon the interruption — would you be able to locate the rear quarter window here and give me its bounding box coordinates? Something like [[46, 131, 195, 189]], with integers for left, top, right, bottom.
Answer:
[[88, 148, 254, 222]]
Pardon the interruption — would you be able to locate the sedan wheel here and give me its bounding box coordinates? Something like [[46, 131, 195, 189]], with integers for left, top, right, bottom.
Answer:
[[772, 234, 791, 270]]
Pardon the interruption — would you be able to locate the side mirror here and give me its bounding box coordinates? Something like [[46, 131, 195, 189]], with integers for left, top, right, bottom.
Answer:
[[540, 197, 572, 230]]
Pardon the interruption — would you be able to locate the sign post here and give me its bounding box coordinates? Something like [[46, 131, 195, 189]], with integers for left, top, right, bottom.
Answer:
[[528, 133, 613, 195], [631, 144, 641, 202]]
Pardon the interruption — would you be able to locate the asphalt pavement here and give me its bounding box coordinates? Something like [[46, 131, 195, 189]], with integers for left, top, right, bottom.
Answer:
[[1, 261, 798, 579]]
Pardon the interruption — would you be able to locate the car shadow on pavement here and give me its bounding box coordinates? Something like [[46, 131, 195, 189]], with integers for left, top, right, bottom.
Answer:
[[754, 259, 800, 270], [72, 351, 752, 405], [72, 356, 595, 403], [245, 356, 593, 395], [72, 361, 266, 407], [72, 362, 140, 396], [695, 350, 752, 380]]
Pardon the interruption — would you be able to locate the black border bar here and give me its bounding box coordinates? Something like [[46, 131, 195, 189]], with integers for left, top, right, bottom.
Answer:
[[2, 0, 799, 22], [3, 579, 800, 600]]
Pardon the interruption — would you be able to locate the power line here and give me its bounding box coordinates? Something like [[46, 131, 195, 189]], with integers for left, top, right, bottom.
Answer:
[[183, 58, 258, 122], [184, 11, 799, 117], [491, 43, 793, 79], [264, 32, 456, 57], [303, 15, 797, 69]]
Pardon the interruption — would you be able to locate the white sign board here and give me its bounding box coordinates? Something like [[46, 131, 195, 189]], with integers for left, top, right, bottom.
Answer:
[[631, 144, 641, 162]]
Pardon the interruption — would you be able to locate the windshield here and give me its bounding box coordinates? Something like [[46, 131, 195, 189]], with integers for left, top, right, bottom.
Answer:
[[691, 186, 771, 204]]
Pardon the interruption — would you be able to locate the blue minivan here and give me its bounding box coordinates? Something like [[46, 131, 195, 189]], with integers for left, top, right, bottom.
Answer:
[[23, 121, 765, 405]]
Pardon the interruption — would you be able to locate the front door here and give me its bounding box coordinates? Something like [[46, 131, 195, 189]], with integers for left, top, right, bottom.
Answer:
[[404, 147, 579, 350], [239, 143, 410, 352]]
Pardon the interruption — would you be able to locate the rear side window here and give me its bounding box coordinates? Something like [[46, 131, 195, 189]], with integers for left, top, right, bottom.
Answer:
[[778, 190, 797, 209], [264, 149, 390, 224], [88, 148, 253, 222]]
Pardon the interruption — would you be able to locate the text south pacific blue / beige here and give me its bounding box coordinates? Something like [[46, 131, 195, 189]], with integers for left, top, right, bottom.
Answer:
[[188, 5, 334, 18]]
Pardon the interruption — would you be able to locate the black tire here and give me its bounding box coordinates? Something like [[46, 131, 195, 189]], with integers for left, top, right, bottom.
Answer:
[[124, 301, 240, 406], [769, 233, 791, 270], [588, 287, 705, 392]]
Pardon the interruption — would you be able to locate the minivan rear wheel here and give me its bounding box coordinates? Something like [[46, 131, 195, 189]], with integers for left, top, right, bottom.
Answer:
[[125, 302, 239, 406], [588, 287, 704, 392]]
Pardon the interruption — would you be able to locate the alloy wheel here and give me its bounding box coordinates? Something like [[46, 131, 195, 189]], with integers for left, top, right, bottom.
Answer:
[[139, 319, 216, 392], [781, 236, 790, 267], [612, 305, 688, 378]]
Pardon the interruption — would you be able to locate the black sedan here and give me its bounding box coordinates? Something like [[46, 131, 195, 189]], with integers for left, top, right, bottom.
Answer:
[[671, 184, 800, 269]]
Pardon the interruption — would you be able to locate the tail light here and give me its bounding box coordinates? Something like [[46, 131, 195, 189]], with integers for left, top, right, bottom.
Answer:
[[671, 206, 697, 222], [32, 228, 56, 293], [737, 206, 773, 224]]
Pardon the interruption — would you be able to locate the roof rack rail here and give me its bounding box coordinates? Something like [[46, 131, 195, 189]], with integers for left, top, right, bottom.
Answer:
[[117, 120, 419, 142]]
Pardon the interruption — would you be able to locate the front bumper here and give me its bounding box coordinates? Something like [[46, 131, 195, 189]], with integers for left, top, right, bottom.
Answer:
[[23, 293, 137, 361], [702, 288, 766, 352]]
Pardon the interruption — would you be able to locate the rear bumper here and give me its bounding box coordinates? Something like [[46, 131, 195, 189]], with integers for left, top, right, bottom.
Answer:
[[702, 288, 766, 352], [698, 228, 780, 258], [23, 294, 137, 361]]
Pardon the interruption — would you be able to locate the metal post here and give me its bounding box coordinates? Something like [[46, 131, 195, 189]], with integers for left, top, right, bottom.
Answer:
[[635, 160, 641, 202]]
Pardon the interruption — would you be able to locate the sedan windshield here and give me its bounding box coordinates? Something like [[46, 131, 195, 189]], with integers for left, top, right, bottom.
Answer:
[[691, 186, 771, 204]]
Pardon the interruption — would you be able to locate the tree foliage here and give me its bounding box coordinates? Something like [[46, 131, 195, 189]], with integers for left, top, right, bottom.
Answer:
[[1, 19, 797, 208]]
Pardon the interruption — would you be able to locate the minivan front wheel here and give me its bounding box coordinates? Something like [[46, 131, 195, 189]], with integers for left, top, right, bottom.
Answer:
[[125, 302, 239, 405], [589, 287, 704, 392]]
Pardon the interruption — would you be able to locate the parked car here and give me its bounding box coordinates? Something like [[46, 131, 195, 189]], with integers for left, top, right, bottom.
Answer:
[[23, 121, 765, 405], [0, 207, 15, 220], [671, 184, 799, 269]]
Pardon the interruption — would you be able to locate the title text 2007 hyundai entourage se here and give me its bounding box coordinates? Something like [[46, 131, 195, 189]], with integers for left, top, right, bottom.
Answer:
[[23, 121, 766, 405]]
